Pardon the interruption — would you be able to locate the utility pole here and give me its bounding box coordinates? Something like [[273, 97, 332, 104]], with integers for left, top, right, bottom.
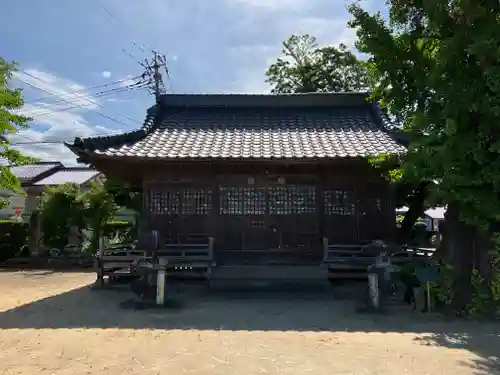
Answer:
[[140, 51, 169, 103]]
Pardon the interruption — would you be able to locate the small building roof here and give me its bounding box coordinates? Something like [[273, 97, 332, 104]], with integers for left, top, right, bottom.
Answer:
[[66, 93, 406, 163], [10, 162, 63, 183], [33, 168, 101, 186], [396, 206, 446, 220], [425, 207, 446, 220]]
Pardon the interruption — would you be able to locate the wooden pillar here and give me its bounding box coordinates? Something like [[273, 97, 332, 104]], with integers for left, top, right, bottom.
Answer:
[[97, 236, 105, 287], [368, 273, 380, 309], [156, 257, 167, 305], [28, 210, 41, 256]]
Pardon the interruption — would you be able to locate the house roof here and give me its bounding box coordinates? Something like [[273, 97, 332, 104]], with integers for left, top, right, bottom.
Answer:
[[10, 162, 63, 182], [425, 207, 446, 220], [33, 168, 101, 186], [397, 206, 446, 220], [66, 93, 406, 162]]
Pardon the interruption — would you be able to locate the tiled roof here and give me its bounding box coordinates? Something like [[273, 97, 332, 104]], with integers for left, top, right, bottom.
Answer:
[[67, 93, 406, 161], [34, 168, 101, 186], [10, 162, 62, 182]]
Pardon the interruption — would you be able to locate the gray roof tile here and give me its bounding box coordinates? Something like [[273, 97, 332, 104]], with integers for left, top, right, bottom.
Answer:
[[67, 93, 406, 161], [10, 162, 62, 181], [34, 169, 101, 186]]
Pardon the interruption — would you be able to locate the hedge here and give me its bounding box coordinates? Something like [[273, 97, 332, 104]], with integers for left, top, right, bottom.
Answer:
[[0, 220, 29, 261]]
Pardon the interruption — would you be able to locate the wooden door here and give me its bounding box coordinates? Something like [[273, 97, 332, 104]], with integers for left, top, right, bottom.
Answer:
[[323, 187, 359, 244], [268, 185, 318, 250], [357, 183, 392, 242], [218, 186, 269, 250]]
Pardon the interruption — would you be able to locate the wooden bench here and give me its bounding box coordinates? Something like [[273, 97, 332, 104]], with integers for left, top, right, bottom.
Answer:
[[159, 239, 214, 264], [322, 238, 435, 279], [95, 237, 215, 286], [96, 244, 146, 285]]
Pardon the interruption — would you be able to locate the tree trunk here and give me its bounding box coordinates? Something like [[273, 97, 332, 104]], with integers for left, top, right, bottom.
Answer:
[[439, 202, 474, 312], [397, 182, 429, 244]]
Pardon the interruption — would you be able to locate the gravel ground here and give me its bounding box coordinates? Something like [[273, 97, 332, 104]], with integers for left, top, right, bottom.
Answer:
[[0, 270, 499, 375]]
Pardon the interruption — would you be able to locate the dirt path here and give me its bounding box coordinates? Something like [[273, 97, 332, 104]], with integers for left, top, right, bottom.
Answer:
[[0, 270, 498, 375]]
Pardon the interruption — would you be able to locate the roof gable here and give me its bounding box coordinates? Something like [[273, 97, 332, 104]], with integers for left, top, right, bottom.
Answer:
[[66, 93, 406, 162]]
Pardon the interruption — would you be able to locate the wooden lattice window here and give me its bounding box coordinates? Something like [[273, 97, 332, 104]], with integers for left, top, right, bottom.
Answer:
[[148, 188, 212, 215], [292, 186, 316, 214], [181, 188, 212, 215], [268, 187, 290, 215], [324, 189, 356, 216], [269, 186, 316, 215], [219, 187, 266, 215], [148, 189, 181, 215], [219, 187, 243, 215], [243, 187, 266, 215]]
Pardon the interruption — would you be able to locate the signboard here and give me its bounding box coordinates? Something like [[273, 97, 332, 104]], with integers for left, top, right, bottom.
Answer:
[[13, 207, 23, 217]]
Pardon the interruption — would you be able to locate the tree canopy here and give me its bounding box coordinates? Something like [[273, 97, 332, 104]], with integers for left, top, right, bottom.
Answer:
[[0, 57, 33, 205], [349, 0, 500, 311], [266, 34, 370, 93], [349, 0, 500, 229]]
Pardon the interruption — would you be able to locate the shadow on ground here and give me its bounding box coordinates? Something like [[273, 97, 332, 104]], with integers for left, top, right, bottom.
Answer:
[[0, 278, 499, 373]]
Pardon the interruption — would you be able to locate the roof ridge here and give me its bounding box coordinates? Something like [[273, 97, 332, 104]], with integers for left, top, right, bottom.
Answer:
[[58, 167, 98, 171]]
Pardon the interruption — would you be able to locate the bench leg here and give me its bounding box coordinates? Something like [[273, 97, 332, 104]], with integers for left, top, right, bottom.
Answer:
[[156, 268, 167, 305], [205, 267, 212, 290], [95, 268, 105, 288]]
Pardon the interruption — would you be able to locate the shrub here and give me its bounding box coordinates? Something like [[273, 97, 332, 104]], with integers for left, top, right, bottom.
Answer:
[[103, 220, 136, 244], [0, 220, 29, 261]]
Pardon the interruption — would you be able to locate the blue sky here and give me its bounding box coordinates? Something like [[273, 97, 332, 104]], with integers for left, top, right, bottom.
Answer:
[[1, 0, 383, 165]]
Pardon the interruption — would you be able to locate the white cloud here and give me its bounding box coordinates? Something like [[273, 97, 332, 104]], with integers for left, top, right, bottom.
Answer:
[[101, 70, 112, 78], [8, 68, 126, 165], [104, 0, 363, 94], [232, 0, 307, 10], [13, 69, 98, 109]]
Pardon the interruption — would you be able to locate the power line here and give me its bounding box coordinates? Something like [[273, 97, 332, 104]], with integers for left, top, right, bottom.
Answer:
[[25, 75, 142, 104], [10, 129, 130, 146], [24, 82, 149, 117], [19, 69, 144, 126], [99, 1, 150, 69], [9, 84, 148, 145], [14, 71, 142, 128]]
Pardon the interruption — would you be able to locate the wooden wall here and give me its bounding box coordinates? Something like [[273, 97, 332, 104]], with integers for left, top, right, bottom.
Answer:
[[102, 159, 398, 251]]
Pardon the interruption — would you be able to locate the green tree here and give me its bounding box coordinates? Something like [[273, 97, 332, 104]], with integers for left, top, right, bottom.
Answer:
[[266, 34, 370, 93], [40, 183, 85, 250], [267, 34, 422, 241], [349, 0, 500, 311], [0, 58, 33, 207], [82, 181, 118, 251], [103, 178, 141, 213]]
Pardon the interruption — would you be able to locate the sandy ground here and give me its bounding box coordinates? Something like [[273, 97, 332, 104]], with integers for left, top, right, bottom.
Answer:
[[0, 270, 499, 375]]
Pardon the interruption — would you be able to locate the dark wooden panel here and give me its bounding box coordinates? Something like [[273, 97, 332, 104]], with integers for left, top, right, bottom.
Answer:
[[268, 185, 318, 249], [357, 182, 393, 242], [146, 186, 213, 244], [139, 165, 396, 252], [323, 187, 359, 243]]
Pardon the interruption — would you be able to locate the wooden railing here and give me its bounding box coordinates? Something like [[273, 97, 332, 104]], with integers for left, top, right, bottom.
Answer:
[[322, 238, 435, 266], [95, 236, 215, 286], [159, 238, 215, 264]]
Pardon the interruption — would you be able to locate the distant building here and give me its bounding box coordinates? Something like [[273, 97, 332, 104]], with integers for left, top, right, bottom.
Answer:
[[396, 206, 446, 232], [0, 162, 102, 220]]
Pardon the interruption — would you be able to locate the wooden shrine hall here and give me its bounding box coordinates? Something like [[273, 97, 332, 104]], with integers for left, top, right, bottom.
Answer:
[[66, 92, 406, 269]]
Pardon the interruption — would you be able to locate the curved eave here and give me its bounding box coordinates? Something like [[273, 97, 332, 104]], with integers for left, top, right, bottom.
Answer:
[[61, 151, 407, 167], [64, 128, 149, 165]]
